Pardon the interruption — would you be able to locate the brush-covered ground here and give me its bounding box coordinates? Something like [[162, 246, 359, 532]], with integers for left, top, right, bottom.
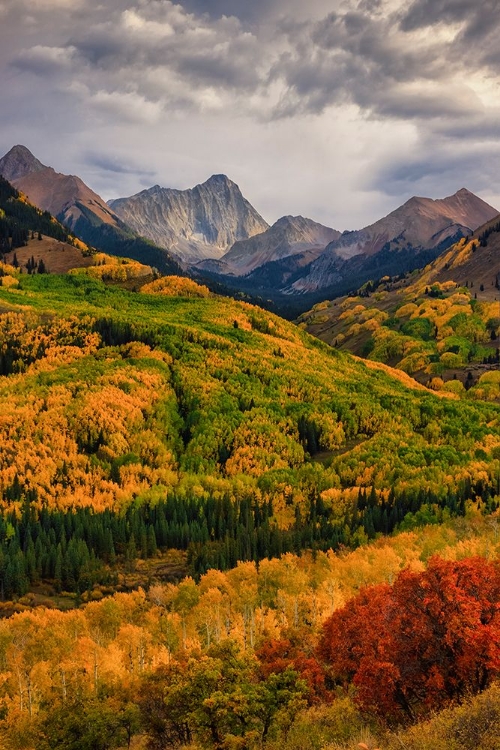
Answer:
[[0, 264, 498, 593], [0, 260, 499, 749], [300, 232, 500, 397], [1, 513, 499, 749]]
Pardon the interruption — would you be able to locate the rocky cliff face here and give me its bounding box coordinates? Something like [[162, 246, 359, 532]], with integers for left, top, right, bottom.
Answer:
[[291, 189, 499, 293], [215, 215, 340, 276], [109, 175, 269, 263]]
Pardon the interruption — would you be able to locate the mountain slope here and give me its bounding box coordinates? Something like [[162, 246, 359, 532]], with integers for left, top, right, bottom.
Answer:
[[299, 216, 500, 388], [0, 174, 81, 253], [292, 188, 499, 293], [109, 174, 269, 263], [0, 145, 119, 230], [0, 269, 499, 518], [192, 189, 499, 315], [413, 213, 500, 293], [0, 175, 155, 282], [209, 215, 341, 276], [0, 145, 184, 276]]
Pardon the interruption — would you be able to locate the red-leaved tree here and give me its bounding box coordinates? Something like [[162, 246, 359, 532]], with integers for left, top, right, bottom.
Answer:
[[318, 556, 500, 721], [256, 638, 330, 704]]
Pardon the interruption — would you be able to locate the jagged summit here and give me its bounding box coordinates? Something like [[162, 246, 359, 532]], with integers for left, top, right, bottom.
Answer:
[[140, 174, 233, 197], [205, 173, 231, 184], [109, 175, 269, 263], [0, 144, 46, 182], [274, 215, 307, 226]]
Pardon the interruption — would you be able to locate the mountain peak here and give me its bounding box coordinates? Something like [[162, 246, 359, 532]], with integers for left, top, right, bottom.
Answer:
[[275, 215, 301, 225], [205, 173, 231, 183], [202, 173, 236, 191], [109, 173, 269, 263], [396, 188, 495, 219], [6, 144, 37, 159], [0, 144, 46, 182], [274, 215, 327, 229]]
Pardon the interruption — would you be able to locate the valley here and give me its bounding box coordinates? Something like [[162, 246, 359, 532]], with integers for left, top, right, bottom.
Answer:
[[0, 146, 499, 750], [3, 0, 500, 745]]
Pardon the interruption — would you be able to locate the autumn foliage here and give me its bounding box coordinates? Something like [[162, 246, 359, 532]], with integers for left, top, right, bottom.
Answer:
[[318, 556, 500, 721], [141, 275, 210, 297]]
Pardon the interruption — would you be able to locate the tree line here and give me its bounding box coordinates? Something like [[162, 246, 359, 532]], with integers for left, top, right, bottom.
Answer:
[[1, 475, 498, 600], [0, 176, 70, 253]]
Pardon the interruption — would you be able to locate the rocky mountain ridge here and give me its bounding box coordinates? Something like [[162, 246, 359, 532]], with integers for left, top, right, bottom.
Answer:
[[1, 145, 498, 312], [109, 175, 270, 263], [0, 145, 183, 276], [0, 145, 120, 231], [291, 189, 499, 293], [206, 214, 341, 276], [299, 213, 500, 385]]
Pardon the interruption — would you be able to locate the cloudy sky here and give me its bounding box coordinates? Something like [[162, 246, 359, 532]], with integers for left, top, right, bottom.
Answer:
[[1, 0, 500, 229]]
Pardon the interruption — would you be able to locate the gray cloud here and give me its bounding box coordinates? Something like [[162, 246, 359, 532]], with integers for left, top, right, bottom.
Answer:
[[269, 2, 493, 122], [10, 0, 499, 126], [400, 0, 500, 74], [366, 126, 500, 205], [84, 151, 157, 176], [13, 45, 77, 75], [401, 0, 493, 33], [57, 2, 268, 117], [1, 0, 500, 228], [177, 0, 334, 24]]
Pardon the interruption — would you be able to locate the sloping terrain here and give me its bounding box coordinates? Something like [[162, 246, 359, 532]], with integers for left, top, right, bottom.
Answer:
[[0, 145, 120, 231], [0, 174, 152, 282], [193, 189, 499, 313], [4, 236, 94, 274], [291, 188, 499, 294], [0, 234, 498, 750], [213, 215, 340, 276], [0, 146, 184, 276], [0, 267, 498, 520], [300, 221, 500, 392]]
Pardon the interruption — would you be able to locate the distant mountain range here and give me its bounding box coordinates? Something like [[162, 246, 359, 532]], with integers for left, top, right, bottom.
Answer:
[[198, 215, 341, 276], [109, 175, 269, 263], [1, 145, 498, 313], [290, 189, 499, 294], [194, 188, 498, 312]]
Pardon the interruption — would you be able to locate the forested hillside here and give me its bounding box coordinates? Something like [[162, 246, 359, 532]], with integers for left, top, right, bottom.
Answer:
[[0, 267, 498, 599], [0, 176, 76, 252], [300, 233, 500, 393], [0, 514, 499, 749], [0, 264, 498, 748]]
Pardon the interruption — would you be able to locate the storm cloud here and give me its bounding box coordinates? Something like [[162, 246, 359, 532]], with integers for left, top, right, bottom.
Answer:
[[1, 0, 499, 227]]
